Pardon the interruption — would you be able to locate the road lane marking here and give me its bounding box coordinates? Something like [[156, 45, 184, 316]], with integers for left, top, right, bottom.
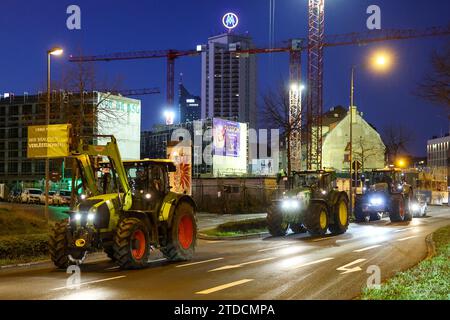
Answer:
[[397, 235, 419, 241], [353, 244, 382, 252], [394, 228, 413, 233], [208, 257, 276, 272], [176, 257, 224, 268], [202, 240, 226, 244], [51, 275, 126, 291], [336, 259, 367, 274], [104, 266, 120, 271], [292, 257, 334, 269], [196, 279, 254, 295], [258, 244, 292, 252]]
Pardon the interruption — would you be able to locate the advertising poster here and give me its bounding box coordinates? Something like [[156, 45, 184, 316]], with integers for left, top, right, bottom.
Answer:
[[213, 118, 240, 157], [27, 124, 71, 158], [167, 141, 192, 195]]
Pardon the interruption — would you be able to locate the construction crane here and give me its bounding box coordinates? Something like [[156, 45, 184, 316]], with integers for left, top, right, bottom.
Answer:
[[69, 50, 198, 106], [105, 87, 161, 97]]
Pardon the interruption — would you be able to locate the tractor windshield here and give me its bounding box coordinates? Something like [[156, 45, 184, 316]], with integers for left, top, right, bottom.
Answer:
[[292, 173, 321, 188]]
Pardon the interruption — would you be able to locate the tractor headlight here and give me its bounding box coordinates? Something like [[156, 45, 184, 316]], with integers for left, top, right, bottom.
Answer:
[[281, 199, 300, 210], [397, 184, 403, 191], [369, 196, 384, 206], [87, 213, 95, 221], [74, 213, 82, 221], [411, 203, 420, 212]]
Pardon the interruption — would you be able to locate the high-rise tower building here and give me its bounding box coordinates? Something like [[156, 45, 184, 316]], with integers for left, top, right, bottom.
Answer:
[[201, 33, 257, 129]]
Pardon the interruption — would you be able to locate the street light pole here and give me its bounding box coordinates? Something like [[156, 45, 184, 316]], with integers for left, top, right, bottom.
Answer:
[[45, 47, 63, 223], [45, 51, 51, 223], [349, 66, 355, 216]]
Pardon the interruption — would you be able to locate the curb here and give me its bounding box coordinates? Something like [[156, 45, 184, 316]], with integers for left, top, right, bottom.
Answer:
[[198, 231, 270, 241], [0, 252, 108, 271], [424, 233, 436, 260]]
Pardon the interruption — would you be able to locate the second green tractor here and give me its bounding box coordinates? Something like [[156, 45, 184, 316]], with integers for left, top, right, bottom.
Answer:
[[267, 170, 350, 237]]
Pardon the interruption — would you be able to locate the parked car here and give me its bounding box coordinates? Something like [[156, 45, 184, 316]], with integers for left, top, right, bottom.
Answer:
[[8, 190, 22, 203], [21, 188, 44, 204], [51, 190, 71, 206]]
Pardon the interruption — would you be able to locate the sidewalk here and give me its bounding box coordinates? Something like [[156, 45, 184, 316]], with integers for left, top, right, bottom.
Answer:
[[197, 212, 266, 231]]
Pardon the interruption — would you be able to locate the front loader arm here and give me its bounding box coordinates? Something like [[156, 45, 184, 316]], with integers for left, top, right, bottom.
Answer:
[[70, 135, 132, 210]]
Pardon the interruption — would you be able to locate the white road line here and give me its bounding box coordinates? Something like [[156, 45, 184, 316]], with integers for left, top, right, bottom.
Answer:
[[292, 257, 334, 269], [353, 244, 382, 252], [202, 240, 226, 244], [51, 275, 126, 291], [394, 228, 413, 233], [176, 257, 224, 268], [208, 257, 276, 272], [397, 235, 419, 241], [104, 266, 120, 271], [196, 279, 254, 295], [258, 244, 292, 252]]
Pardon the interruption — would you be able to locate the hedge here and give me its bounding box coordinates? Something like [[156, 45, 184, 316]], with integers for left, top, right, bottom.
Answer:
[[0, 234, 49, 260]]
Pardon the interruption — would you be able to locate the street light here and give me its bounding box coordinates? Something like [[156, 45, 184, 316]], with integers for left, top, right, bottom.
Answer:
[[348, 49, 394, 216], [164, 110, 175, 125], [45, 47, 63, 222]]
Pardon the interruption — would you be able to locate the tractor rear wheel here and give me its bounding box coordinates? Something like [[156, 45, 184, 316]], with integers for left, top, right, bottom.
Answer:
[[389, 195, 405, 222], [49, 219, 70, 269], [305, 202, 329, 236], [403, 193, 413, 221], [113, 217, 150, 269], [104, 246, 116, 261], [329, 194, 349, 235], [161, 201, 197, 262], [267, 205, 288, 236]]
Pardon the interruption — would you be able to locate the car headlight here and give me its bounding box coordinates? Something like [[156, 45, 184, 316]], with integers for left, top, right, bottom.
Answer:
[[411, 203, 420, 212], [369, 197, 384, 206]]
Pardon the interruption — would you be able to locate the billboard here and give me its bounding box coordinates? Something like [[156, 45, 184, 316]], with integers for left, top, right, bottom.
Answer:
[[167, 141, 192, 195], [27, 124, 71, 158], [213, 118, 241, 157], [212, 118, 247, 176], [96, 93, 141, 160]]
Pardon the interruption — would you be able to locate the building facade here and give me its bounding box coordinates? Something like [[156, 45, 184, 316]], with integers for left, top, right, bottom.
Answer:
[[201, 33, 257, 130], [305, 106, 386, 172], [179, 83, 201, 123], [427, 134, 450, 186], [0, 92, 141, 186]]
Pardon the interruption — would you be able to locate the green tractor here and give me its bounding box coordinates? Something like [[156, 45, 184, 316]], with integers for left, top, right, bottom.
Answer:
[[49, 136, 197, 269], [354, 168, 413, 222], [267, 170, 350, 237]]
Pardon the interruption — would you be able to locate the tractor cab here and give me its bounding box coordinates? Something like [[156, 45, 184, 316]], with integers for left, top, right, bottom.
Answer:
[[289, 170, 337, 195], [366, 168, 406, 194]]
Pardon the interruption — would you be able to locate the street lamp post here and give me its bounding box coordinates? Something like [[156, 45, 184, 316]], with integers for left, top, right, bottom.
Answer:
[[348, 50, 393, 216], [45, 47, 63, 222]]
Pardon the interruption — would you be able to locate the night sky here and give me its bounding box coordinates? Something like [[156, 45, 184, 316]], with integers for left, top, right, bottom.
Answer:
[[0, 0, 449, 156]]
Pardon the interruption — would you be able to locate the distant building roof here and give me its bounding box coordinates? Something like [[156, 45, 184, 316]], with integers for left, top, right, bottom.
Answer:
[[322, 106, 347, 127]]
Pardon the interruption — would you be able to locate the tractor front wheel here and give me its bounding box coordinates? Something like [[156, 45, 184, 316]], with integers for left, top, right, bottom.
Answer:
[[161, 201, 197, 262], [305, 202, 329, 236], [267, 205, 288, 236], [113, 218, 150, 269], [329, 194, 349, 235], [390, 195, 405, 222], [49, 219, 70, 269], [290, 223, 307, 234]]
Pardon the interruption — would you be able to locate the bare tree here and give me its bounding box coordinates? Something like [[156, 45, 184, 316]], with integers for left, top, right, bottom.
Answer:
[[416, 43, 450, 115], [382, 124, 414, 164], [352, 136, 385, 172], [262, 84, 302, 176]]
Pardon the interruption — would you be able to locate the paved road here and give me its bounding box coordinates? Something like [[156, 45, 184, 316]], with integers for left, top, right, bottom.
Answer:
[[0, 206, 448, 300]]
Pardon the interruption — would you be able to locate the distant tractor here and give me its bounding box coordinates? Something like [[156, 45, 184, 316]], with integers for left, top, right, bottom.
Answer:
[[267, 170, 350, 237], [354, 168, 413, 222], [49, 136, 197, 269]]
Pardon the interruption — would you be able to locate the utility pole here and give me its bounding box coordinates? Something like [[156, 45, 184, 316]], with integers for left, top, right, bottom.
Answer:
[[349, 66, 355, 216]]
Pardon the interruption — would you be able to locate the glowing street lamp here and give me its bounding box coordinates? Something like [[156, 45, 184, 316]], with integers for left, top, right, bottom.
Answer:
[[164, 110, 175, 125], [369, 50, 393, 73], [44, 47, 64, 222]]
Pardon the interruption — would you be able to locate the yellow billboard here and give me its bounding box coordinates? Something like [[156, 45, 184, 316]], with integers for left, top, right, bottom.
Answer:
[[27, 124, 71, 158]]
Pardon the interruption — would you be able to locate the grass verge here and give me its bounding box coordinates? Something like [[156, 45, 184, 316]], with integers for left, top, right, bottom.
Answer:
[[361, 224, 450, 300], [201, 218, 268, 237]]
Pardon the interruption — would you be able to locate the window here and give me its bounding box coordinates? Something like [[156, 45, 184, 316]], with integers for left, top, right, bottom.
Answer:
[[8, 162, 18, 174], [9, 105, 19, 116], [8, 128, 18, 138], [22, 162, 32, 174]]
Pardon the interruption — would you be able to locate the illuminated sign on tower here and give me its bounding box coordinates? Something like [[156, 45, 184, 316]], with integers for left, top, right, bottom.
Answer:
[[222, 12, 239, 31]]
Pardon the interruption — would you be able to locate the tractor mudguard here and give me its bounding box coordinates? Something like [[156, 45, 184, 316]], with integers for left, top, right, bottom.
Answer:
[[158, 192, 196, 228]]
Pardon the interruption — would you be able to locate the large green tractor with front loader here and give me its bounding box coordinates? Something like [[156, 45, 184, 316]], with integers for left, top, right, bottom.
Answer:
[[267, 170, 350, 237], [49, 135, 197, 269]]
